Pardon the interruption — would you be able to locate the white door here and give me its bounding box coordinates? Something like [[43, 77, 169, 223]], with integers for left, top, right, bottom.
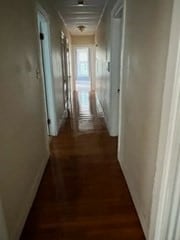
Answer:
[[110, 6, 124, 136], [37, 11, 57, 136]]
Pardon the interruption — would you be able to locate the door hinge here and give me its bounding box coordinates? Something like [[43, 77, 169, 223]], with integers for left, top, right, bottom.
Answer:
[[47, 118, 51, 125], [40, 32, 44, 40]]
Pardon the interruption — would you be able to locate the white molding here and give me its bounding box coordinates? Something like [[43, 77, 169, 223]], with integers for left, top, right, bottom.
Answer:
[[36, 5, 58, 137], [13, 157, 49, 240], [36, 3, 50, 23], [148, 0, 180, 239], [111, 0, 124, 18], [96, 0, 109, 32], [118, 0, 126, 162]]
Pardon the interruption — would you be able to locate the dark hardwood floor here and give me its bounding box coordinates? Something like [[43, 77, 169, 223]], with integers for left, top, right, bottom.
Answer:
[[20, 90, 145, 240]]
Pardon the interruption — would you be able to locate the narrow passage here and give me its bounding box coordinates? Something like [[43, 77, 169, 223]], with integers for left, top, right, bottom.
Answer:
[[21, 91, 145, 240]]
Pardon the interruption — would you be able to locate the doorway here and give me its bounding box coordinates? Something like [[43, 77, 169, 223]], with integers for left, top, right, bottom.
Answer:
[[37, 8, 57, 136], [60, 32, 69, 111], [109, 0, 125, 137], [75, 47, 91, 91]]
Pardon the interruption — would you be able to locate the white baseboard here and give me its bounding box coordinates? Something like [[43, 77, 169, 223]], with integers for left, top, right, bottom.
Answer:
[[119, 160, 148, 239], [109, 127, 118, 137], [13, 157, 49, 240]]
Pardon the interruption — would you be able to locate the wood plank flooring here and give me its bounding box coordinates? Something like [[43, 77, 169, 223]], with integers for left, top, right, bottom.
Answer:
[[20, 91, 145, 240]]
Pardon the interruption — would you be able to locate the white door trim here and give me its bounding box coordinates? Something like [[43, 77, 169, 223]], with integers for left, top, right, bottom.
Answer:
[[148, 0, 180, 239], [114, 0, 126, 157], [109, 0, 125, 137], [36, 5, 58, 136], [111, 0, 124, 17]]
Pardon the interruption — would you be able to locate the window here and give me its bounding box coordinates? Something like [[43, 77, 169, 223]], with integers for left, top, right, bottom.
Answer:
[[77, 48, 89, 78]]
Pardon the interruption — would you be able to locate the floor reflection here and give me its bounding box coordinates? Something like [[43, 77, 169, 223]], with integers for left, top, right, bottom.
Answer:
[[20, 90, 145, 240], [70, 90, 104, 134], [76, 80, 91, 92]]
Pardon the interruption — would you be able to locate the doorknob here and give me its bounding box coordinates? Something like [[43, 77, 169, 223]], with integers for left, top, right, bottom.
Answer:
[[117, 89, 120, 93]]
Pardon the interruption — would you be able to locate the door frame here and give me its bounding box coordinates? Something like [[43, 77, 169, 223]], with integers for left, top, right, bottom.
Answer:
[[37, 5, 58, 136], [148, 0, 180, 239], [66, 39, 72, 109], [60, 31, 69, 111], [72, 45, 96, 92], [113, 0, 126, 159], [109, 0, 125, 137]]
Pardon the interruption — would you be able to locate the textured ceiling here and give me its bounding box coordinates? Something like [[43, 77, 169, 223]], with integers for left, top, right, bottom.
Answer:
[[56, 0, 108, 35]]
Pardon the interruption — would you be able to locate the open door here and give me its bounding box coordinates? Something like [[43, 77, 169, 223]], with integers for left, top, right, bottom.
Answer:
[[109, 5, 124, 137], [37, 10, 57, 136]]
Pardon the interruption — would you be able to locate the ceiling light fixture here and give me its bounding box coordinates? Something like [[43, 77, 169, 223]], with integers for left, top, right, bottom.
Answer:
[[78, 0, 84, 6], [77, 25, 86, 32]]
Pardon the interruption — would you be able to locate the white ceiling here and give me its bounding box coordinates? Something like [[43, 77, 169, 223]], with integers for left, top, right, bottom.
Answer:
[[55, 0, 108, 35]]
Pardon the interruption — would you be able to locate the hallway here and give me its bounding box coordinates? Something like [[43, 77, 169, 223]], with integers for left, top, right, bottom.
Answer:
[[20, 91, 145, 240]]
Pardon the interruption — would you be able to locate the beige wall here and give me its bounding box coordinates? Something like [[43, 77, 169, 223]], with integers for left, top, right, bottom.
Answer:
[[71, 35, 95, 45], [0, 198, 8, 240], [0, 1, 68, 239], [96, 0, 173, 237]]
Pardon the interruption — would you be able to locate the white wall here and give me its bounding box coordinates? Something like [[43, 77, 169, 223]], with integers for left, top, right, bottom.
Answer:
[[96, 0, 173, 237], [95, 0, 117, 130], [0, 1, 68, 239]]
